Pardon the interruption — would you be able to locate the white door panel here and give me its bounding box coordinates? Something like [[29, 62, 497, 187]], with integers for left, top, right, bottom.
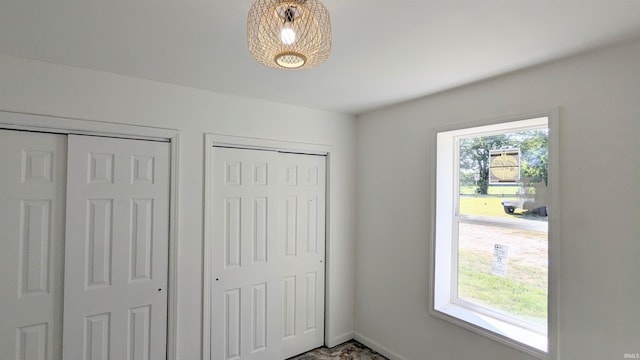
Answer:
[[279, 153, 325, 359], [210, 147, 325, 360], [0, 130, 67, 360], [211, 147, 280, 360], [63, 135, 170, 360]]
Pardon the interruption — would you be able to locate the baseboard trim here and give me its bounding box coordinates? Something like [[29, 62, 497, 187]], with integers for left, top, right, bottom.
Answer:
[[353, 332, 407, 360], [327, 331, 354, 348]]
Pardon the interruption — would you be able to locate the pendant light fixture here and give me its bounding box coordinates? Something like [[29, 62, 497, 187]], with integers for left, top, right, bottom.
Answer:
[[248, 0, 332, 70]]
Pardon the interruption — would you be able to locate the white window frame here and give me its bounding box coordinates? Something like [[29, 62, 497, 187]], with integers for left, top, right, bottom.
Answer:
[[429, 112, 559, 359]]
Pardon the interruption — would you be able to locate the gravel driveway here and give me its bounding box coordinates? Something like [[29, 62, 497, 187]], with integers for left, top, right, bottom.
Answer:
[[459, 222, 548, 268]]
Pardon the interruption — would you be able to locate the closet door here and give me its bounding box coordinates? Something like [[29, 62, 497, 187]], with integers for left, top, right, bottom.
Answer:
[[63, 135, 170, 360], [210, 147, 326, 360], [279, 153, 326, 359], [211, 147, 281, 360], [0, 130, 67, 360]]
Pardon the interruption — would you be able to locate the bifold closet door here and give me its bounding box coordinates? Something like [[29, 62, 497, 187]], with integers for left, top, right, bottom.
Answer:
[[210, 147, 325, 360], [63, 135, 170, 360], [0, 130, 67, 360]]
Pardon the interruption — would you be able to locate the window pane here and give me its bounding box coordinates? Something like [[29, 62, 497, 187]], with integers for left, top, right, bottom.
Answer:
[[457, 222, 548, 328], [458, 129, 548, 221]]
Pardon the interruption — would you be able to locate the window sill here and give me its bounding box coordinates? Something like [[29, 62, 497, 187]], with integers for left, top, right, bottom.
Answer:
[[432, 303, 547, 358]]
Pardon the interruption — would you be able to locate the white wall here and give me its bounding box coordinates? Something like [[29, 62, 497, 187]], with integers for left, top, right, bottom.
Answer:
[[355, 39, 640, 360], [0, 55, 356, 359]]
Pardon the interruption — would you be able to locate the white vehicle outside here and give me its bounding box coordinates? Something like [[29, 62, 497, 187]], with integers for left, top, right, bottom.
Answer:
[[501, 182, 548, 216]]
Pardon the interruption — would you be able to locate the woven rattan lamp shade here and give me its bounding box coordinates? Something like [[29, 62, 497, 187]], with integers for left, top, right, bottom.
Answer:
[[248, 0, 331, 69]]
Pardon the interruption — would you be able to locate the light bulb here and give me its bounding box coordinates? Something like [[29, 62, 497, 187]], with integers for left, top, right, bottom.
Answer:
[[280, 22, 296, 45]]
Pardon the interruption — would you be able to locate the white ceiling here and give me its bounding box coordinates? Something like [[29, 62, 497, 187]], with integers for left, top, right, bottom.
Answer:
[[2, 1, 640, 115]]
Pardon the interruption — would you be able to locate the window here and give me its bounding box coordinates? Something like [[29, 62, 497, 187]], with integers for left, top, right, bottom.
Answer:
[[432, 116, 554, 356]]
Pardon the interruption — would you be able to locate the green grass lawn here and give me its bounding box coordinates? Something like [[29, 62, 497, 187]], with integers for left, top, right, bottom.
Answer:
[[460, 185, 521, 195], [460, 185, 528, 218], [458, 249, 547, 325], [459, 196, 548, 222], [459, 196, 520, 218]]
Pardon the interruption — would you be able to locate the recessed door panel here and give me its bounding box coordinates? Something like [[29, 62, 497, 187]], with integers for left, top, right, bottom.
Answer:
[[131, 156, 155, 184], [305, 272, 317, 332], [306, 197, 318, 254], [86, 199, 113, 288], [19, 200, 52, 296], [252, 163, 268, 186], [130, 199, 153, 282], [84, 313, 110, 360], [252, 283, 267, 352], [16, 323, 48, 360], [253, 198, 268, 264], [285, 197, 298, 256], [88, 153, 115, 184], [225, 289, 241, 360], [225, 198, 242, 269], [22, 150, 54, 183], [128, 305, 151, 360], [283, 276, 297, 339]]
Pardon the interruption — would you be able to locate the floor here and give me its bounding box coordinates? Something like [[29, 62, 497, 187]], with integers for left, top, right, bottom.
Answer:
[[289, 340, 388, 360]]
